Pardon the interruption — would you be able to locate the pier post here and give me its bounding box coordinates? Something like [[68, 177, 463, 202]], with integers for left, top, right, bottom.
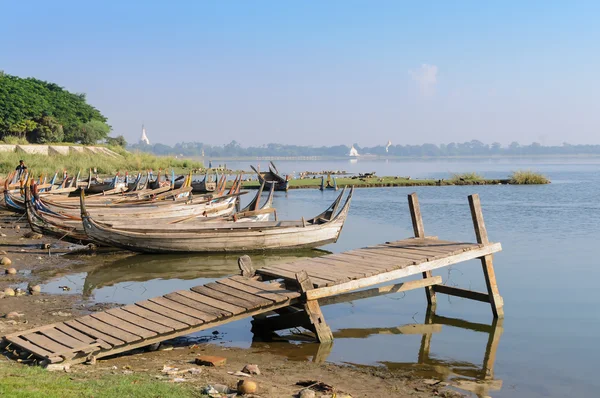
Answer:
[[408, 193, 437, 308], [468, 194, 504, 318], [295, 271, 333, 343]]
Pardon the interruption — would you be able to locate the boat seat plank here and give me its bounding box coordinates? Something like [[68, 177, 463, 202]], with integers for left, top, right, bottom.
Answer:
[[120, 305, 189, 330], [177, 290, 246, 314], [55, 324, 112, 350], [148, 297, 215, 322], [106, 308, 174, 334], [73, 316, 141, 343], [64, 320, 125, 347], [165, 292, 231, 318]]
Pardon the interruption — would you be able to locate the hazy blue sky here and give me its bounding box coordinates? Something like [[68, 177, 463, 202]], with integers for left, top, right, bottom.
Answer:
[[2, 1, 599, 146]]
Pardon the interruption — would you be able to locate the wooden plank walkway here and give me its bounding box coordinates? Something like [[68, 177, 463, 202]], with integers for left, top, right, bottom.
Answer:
[[1, 193, 504, 366]]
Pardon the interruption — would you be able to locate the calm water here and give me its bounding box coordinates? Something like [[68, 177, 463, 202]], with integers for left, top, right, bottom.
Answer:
[[44, 157, 600, 397]]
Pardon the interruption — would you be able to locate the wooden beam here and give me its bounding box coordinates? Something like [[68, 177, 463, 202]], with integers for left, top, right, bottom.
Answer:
[[408, 192, 437, 307], [295, 271, 333, 343], [319, 276, 442, 306], [432, 285, 492, 303], [305, 243, 501, 301], [468, 194, 504, 318], [238, 255, 255, 278]]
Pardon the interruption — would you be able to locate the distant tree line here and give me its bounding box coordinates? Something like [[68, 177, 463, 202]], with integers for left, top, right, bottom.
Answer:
[[0, 72, 125, 146], [128, 139, 600, 157]]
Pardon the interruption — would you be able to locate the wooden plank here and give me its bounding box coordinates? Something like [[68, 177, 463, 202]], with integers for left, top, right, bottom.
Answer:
[[191, 286, 254, 310], [64, 320, 125, 347], [356, 247, 429, 260], [5, 335, 61, 361], [308, 258, 378, 277], [106, 308, 174, 334], [348, 249, 427, 264], [229, 276, 300, 300], [317, 255, 387, 272], [381, 245, 456, 257], [165, 292, 230, 318], [216, 278, 291, 303], [256, 267, 330, 288], [120, 305, 189, 330], [408, 192, 425, 237], [54, 324, 112, 350], [320, 276, 443, 306], [90, 312, 157, 339], [178, 289, 247, 314], [305, 243, 502, 301], [18, 333, 71, 355], [148, 297, 215, 322], [432, 285, 491, 303], [289, 259, 369, 279], [266, 262, 356, 284], [40, 328, 97, 351], [204, 282, 273, 308], [469, 194, 489, 245], [73, 316, 141, 343], [341, 251, 418, 266], [325, 253, 403, 271]]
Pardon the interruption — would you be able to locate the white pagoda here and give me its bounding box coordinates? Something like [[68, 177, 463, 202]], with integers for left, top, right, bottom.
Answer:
[[348, 145, 359, 157], [139, 124, 150, 145]]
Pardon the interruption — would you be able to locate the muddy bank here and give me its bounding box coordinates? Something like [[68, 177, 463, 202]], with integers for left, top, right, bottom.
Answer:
[[0, 210, 466, 397]]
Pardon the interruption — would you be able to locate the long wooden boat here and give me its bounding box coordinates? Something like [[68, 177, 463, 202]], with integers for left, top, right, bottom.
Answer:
[[251, 162, 290, 191], [80, 187, 353, 253]]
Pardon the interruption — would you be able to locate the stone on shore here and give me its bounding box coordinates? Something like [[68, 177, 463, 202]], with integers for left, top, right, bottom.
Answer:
[[195, 355, 227, 367], [242, 364, 261, 375], [1, 257, 12, 266], [5, 268, 17, 275], [3, 288, 15, 296], [237, 380, 258, 394]]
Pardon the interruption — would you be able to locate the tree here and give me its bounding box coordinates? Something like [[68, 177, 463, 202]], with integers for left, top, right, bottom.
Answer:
[[75, 120, 111, 144], [105, 135, 127, 147], [26, 116, 64, 143]]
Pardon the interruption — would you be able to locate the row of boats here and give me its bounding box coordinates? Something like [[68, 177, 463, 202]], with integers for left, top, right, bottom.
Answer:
[[1, 169, 353, 253]]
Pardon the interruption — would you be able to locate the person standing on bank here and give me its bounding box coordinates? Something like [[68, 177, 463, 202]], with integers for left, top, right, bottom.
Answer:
[[15, 160, 27, 179]]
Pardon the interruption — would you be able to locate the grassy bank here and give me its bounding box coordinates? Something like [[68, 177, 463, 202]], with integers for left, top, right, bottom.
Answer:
[[509, 170, 550, 184], [0, 361, 197, 398], [0, 147, 203, 176]]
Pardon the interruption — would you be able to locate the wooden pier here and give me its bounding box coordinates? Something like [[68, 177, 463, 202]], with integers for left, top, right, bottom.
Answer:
[[1, 193, 504, 366]]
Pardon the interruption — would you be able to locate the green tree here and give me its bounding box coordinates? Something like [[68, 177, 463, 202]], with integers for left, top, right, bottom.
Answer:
[[105, 134, 127, 147], [75, 120, 111, 144], [26, 116, 64, 143]]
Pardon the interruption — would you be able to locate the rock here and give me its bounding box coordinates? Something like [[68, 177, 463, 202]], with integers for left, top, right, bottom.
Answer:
[[299, 389, 316, 398], [3, 288, 15, 297], [28, 285, 41, 294], [0, 257, 12, 266], [5, 268, 17, 275], [45, 363, 70, 372], [188, 368, 202, 375], [0, 233, 6, 237], [122, 370, 134, 375], [195, 355, 227, 367], [23, 231, 42, 239], [242, 364, 261, 375], [14, 288, 26, 297], [237, 380, 258, 394], [5, 312, 23, 319], [14, 225, 20, 231]]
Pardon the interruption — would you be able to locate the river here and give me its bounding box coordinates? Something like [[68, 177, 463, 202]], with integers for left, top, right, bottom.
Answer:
[[44, 157, 600, 397]]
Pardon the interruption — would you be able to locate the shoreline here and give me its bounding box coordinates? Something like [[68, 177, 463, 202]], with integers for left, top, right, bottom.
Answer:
[[240, 178, 516, 189], [0, 211, 464, 397]]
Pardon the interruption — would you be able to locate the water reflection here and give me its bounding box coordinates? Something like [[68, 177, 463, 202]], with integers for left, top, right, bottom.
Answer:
[[77, 251, 329, 298], [250, 306, 503, 398]]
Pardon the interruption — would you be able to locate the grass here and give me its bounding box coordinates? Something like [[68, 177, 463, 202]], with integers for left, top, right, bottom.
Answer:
[[449, 172, 483, 184], [509, 170, 550, 184], [0, 361, 201, 398], [0, 147, 203, 176]]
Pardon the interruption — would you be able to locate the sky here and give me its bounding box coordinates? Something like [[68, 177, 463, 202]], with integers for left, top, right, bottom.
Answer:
[[1, 0, 599, 147]]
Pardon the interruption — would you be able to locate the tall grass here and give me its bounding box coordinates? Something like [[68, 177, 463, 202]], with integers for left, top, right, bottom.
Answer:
[[449, 172, 483, 184], [509, 170, 550, 184], [0, 148, 203, 176]]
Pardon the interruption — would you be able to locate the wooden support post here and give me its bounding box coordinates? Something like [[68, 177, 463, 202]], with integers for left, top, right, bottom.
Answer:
[[295, 271, 333, 343], [468, 194, 504, 318], [238, 255, 255, 278], [408, 193, 437, 308], [482, 318, 504, 380], [417, 304, 436, 364]]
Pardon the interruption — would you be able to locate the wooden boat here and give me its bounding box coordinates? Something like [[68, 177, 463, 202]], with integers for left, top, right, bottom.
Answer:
[[191, 171, 218, 193], [251, 162, 290, 191], [320, 174, 339, 191], [80, 187, 353, 253]]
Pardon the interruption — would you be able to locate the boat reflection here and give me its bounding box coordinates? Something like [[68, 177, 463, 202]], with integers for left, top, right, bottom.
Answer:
[[250, 307, 503, 398], [81, 250, 330, 297]]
